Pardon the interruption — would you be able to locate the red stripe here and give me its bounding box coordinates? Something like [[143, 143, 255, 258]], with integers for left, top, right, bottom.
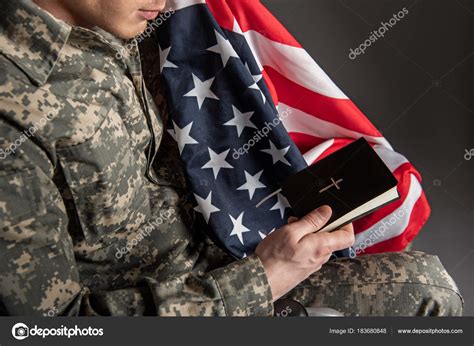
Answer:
[[206, 0, 235, 30], [207, 0, 301, 47], [288, 133, 327, 155], [265, 66, 382, 137], [262, 69, 279, 106]]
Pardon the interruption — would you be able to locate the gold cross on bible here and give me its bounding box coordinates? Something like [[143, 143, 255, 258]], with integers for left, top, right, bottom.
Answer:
[[319, 177, 343, 193]]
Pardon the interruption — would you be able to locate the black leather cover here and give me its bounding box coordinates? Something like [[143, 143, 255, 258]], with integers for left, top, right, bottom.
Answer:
[[280, 138, 399, 226]]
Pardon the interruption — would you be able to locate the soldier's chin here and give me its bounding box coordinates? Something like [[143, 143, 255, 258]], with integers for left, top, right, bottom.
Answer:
[[107, 21, 148, 39]]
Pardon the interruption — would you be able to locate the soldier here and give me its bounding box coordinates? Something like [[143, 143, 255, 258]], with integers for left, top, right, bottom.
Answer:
[[0, 0, 463, 316]]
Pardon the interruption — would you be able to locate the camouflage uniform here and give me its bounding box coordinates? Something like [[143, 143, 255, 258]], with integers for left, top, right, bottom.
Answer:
[[0, 0, 463, 316]]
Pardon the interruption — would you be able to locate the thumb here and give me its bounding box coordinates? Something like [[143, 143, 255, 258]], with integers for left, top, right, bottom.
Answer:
[[287, 216, 299, 224], [292, 205, 332, 241]]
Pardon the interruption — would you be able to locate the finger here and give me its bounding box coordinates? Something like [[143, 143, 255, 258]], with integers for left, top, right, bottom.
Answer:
[[338, 222, 354, 234], [306, 224, 355, 253], [291, 205, 332, 241]]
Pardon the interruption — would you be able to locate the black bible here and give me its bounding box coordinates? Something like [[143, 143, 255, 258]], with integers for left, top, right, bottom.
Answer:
[[279, 138, 399, 233]]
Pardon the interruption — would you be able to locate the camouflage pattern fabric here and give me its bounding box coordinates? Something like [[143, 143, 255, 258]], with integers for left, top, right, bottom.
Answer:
[[0, 0, 463, 316], [285, 251, 463, 316], [0, 0, 272, 317]]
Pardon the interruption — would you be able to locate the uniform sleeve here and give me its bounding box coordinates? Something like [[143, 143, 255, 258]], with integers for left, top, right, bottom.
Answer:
[[0, 121, 274, 316], [140, 253, 273, 316]]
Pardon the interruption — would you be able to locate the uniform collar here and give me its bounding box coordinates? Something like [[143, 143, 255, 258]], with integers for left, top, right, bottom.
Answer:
[[0, 0, 71, 86]]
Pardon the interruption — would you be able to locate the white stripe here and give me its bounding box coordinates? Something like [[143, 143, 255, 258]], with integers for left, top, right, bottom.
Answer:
[[373, 145, 409, 172], [168, 0, 205, 11], [176, 5, 346, 98], [238, 29, 348, 99], [302, 139, 335, 164], [279, 103, 392, 149], [353, 174, 422, 250], [233, 18, 243, 34]]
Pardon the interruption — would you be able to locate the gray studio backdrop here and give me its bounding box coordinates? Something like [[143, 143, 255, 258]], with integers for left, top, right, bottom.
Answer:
[[261, 0, 473, 315]]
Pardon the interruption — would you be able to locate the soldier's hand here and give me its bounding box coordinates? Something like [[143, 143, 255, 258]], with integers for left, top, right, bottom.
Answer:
[[255, 205, 354, 302]]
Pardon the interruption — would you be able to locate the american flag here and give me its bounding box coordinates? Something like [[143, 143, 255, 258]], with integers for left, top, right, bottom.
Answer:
[[155, 0, 431, 259]]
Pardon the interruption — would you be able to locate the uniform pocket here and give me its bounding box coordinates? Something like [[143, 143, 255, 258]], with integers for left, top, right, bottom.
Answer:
[[56, 107, 151, 242]]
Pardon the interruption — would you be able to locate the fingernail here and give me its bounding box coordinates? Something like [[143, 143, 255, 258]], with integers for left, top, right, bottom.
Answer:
[[288, 216, 298, 224], [316, 205, 332, 219]]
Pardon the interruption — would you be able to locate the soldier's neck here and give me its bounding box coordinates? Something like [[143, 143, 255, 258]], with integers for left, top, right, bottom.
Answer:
[[33, 0, 88, 27]]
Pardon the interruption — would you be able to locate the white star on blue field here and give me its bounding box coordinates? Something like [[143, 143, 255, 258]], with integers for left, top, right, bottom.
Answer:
[[155, 4, 308, 258]]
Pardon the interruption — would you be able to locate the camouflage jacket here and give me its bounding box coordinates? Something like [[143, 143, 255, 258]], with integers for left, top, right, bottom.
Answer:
[[0, 0, 273, 316]]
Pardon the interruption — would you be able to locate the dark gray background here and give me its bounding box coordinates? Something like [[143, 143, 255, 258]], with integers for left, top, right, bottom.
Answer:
[[262, 0, 473, 315]]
